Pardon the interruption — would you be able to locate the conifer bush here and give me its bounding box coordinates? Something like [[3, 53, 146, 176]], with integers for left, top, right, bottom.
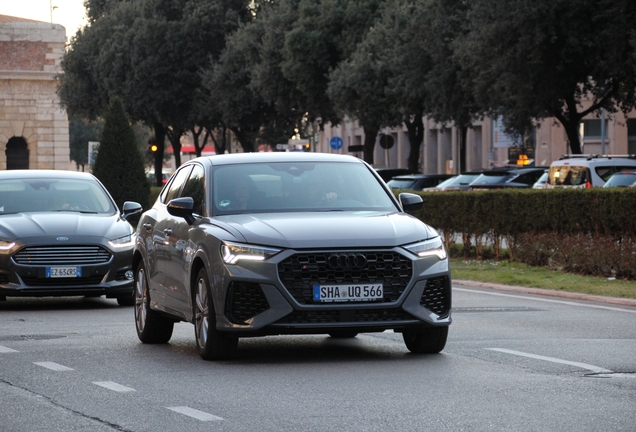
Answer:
[[92, 98, 149, 210]]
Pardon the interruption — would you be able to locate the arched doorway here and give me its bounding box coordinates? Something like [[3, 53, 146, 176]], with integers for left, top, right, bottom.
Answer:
[[5, 137, 30, 170]]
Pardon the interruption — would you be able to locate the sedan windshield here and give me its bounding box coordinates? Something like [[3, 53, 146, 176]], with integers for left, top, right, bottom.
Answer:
[[0, 178, 116, 214], [213, 162, 397, 214]]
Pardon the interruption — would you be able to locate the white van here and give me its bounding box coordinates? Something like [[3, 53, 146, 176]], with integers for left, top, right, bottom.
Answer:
[[547, 155, 636, 188]]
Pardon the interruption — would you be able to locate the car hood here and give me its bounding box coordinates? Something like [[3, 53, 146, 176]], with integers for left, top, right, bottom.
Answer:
[[0, 212, 130, 243], [216, 211, 437, 248]]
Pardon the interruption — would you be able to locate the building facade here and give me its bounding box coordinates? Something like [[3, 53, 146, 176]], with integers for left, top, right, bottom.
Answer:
[[316, 108, 636, 174], [0, 15, 69, 170]]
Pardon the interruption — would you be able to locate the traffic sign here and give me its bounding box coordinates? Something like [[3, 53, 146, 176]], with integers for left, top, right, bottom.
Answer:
[[330, 136, 343, 150]]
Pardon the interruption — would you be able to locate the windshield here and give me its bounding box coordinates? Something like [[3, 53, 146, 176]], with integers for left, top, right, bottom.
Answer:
[[386, 178, 418, 189], [442, 173, 481, 187], [471, 172, 512, 185], [0, 178, 116, 215], [603, 173, 636, 187], [213, 162, 397, 214]]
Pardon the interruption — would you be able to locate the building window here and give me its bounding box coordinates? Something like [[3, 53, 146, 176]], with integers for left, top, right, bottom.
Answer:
[[581, 119, 608, 141], [5, 137, 30, 170]]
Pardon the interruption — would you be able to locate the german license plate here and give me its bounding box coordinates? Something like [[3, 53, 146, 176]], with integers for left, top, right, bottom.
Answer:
[[46, 267, 82, 278], [313, 284, 383, 302]]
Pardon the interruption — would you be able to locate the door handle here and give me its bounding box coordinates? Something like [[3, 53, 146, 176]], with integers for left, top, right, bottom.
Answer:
[[143, 223, 152, 232]]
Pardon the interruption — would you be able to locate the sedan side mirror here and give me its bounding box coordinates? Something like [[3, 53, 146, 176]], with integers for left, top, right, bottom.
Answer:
[[121, 201, 143, 221], [167, 197, 195, 224], [398, 193, 423, 213]]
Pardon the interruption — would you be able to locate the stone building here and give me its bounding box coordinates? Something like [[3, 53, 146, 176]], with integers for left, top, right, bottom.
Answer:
[[0, 15, 69, 170]]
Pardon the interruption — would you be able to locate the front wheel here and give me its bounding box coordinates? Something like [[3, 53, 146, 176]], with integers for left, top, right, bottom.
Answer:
[[134, 262, 174, 343], [402, 326, 448, 354], [194, 268, 238, 360]]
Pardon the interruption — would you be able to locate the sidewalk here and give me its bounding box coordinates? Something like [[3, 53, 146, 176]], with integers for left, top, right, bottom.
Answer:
[[453, 279, 636, 308]]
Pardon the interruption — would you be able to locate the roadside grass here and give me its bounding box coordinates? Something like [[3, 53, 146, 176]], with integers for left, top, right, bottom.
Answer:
[[451, 259, 636, 300]]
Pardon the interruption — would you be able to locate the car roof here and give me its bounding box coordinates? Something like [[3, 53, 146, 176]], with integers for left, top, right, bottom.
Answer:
[[188, 152, 364, 167], [0, 169, 97, 180]]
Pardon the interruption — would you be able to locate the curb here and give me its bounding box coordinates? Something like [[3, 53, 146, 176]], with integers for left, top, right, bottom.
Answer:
[[453, 279, 636, 308]]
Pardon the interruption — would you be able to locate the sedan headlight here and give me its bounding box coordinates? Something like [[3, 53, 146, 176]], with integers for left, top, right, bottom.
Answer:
[[403, 237, 447, 260], [0, 239, 16, 251], [108, 234, 134, 249], [221, 241, 281, 264]]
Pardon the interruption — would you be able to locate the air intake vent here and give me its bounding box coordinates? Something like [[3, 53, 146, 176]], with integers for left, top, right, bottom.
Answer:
[[13, 246, 112, 266], [420, 276, 451, 318]]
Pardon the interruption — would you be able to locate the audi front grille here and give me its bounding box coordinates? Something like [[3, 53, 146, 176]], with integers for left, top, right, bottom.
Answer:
[[12, 245, 112, 266], [277, 251, 413, 304]]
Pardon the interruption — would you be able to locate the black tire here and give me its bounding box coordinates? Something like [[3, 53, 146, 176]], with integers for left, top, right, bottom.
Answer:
[[134, 262, 174, 344], [328, 331, 359, 339], [116, 292, 135, 306], [194, 268, 238, 360], [402, 326, 448, 354]]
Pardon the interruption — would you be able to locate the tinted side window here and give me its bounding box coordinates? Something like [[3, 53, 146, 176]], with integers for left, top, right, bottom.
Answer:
[[164, 166, 193, 203], [181, 165, 205, 215]]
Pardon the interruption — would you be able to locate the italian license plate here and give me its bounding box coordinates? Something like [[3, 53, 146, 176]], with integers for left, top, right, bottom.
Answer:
[[313, 284, 383, 302], [46, 266, 82, 278]]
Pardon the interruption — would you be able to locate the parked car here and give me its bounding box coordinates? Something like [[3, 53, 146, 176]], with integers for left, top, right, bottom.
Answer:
[[602, 171, 636, 188], [547, 155, 636, 188], [387, 174, 454, 190], [146, 169, 173, 186], [133, 152, 451, 360], [469, 167, 547, 189], [532, 170, 549, 189], [373, 167, 417, 182], [0, 170, 142, 305], [424, 170, 485, 191]]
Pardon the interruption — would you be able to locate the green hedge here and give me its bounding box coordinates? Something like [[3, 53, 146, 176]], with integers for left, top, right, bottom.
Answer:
[[398, 188, 636, 279], [413, 188, 636, 238]]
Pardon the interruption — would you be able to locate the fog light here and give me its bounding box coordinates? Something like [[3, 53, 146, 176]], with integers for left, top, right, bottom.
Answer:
[[125, 270, 134, 280]]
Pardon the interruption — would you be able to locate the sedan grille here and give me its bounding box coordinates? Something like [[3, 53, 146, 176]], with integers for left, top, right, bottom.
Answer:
[[13, 246, 112, 266], [278, 251, 413, 304], [21, 275, 106, 286]]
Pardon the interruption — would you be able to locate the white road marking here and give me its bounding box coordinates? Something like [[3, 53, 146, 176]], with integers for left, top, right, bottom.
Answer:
[[92, 381, 136, 392], [454, 287, 636, 314], [166, 406, 224, 421], [33, 362, 74, 371], [487, 348, 613, 374], [0, 345, 18, 353]]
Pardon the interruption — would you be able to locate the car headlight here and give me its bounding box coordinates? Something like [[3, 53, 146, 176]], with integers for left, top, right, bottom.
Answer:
[[403, 237, 447, 260], [0, 239, 16, 251], [221, 241, 281, 264], [108, 234, 134, 249]]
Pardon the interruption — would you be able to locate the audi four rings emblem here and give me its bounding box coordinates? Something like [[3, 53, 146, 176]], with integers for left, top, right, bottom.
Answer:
[[327, 253, 367, 269]]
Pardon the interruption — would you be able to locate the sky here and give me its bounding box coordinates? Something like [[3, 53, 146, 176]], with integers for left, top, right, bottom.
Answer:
[[1, 0, 88, 38]]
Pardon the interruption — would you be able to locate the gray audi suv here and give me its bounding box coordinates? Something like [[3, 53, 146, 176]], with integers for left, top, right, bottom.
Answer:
[[133, 152, 451, 360]]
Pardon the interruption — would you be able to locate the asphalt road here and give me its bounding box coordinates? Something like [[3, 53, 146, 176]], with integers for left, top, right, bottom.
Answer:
[[1, 284, 635, 432]]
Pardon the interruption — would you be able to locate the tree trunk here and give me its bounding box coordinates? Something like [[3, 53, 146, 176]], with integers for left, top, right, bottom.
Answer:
[[362, 124, 379, 165], [404, 113, 424, 172], [166, 127, 184, 167], [153, 123, 166, 187], [561, 118, 583, 155], [459, 126, 467, 173], [230, 127, 256, 153]]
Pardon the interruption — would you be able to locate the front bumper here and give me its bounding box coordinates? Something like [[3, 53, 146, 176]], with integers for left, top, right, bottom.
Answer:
[[212, 248, 452, 336]]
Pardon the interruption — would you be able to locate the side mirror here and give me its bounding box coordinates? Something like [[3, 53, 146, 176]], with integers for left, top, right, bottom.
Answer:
[[121, 201, 143, 221], [398, 192, 423, 212], [167, 197, 195, 224]]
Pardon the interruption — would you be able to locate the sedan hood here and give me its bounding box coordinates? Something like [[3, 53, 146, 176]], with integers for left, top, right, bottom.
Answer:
[[217, 211, 437, 248], [0, 212, 130, 243]]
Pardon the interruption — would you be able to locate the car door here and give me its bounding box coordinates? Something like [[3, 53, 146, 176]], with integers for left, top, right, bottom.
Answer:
[[162, 164, 206, 314], [150, 165, 192, 315]]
